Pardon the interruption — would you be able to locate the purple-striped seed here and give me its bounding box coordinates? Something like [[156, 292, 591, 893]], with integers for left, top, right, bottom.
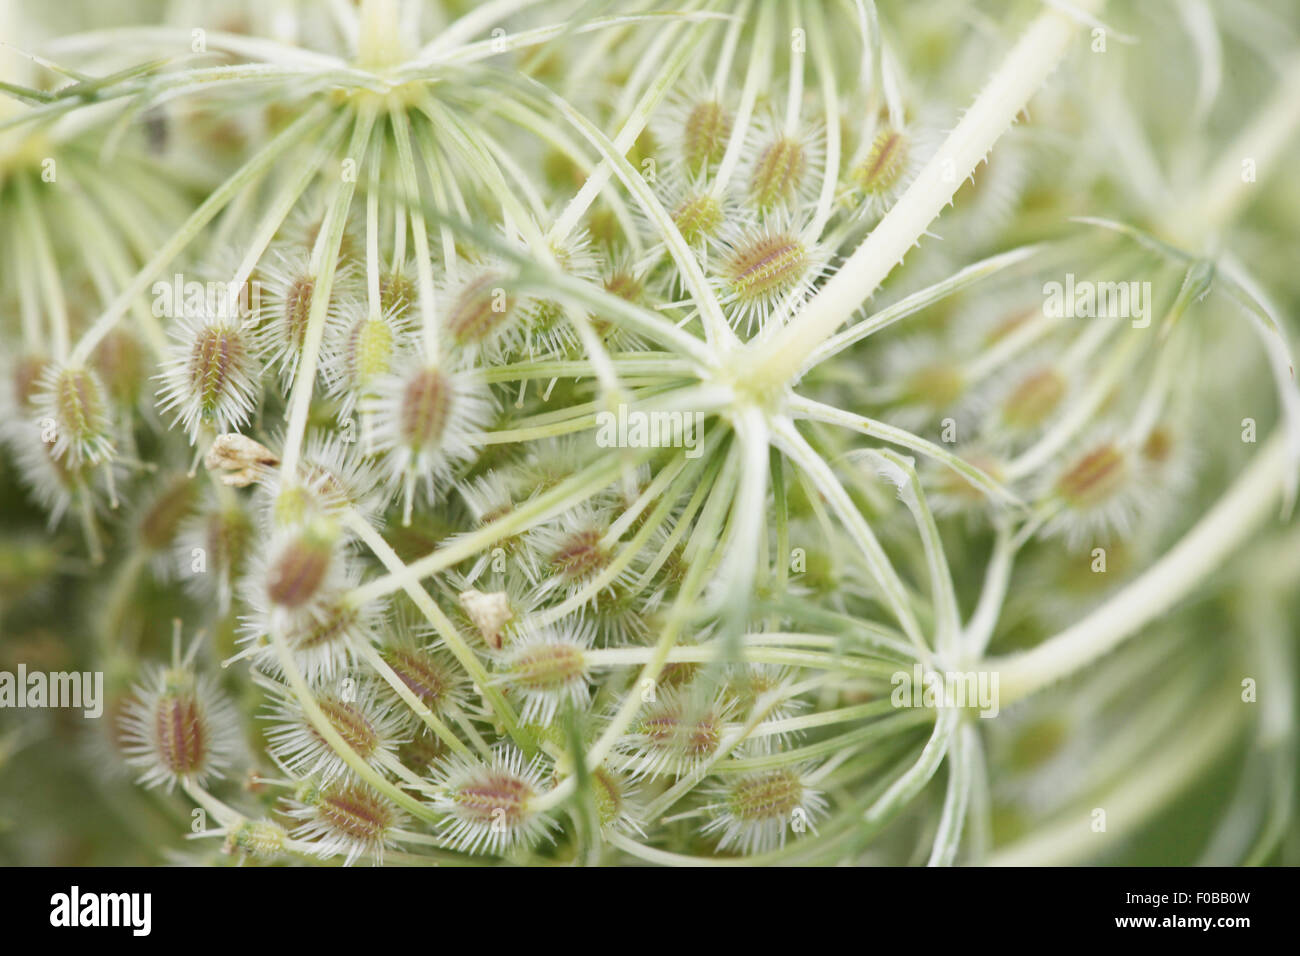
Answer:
[[723, 233, 810, 305], [398, 367, 453, 451], [153, 692, 209, 776]]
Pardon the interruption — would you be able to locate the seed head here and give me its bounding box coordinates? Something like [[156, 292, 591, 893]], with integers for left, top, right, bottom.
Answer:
[[494, 623, 593, 726], [288, 779, 404, 866], [264, 676, 406, 782], [1001, 367, 1067, 430], [240, 585, 376, 685], [119, 640, 240, 791], [717, 226, 818, 332], [265, 521, 339, 610], [1044, 439, 1154, 546], [34, 363, 116, 468], [852, 126, 910, 198], [527, 504, 622, 603], [223, 820, 287, 861], [702, 767, 827, 854], [257, 431, 382, 524], [1055, 442, 1128, 510], [672, 191, 724, 245], [620, 686, 735, 778], [380, 267, 416, 317], [381, 644, 465, 716], [365, 359, 491, 523], [429, 747, 556, 856], [590, 767, 645, 835], [445, 270, 518, 350], [256, 249, 348, 384], [156, 310, 261, 443]]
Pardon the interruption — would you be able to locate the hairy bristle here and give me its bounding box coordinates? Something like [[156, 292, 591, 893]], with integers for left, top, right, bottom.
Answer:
[[56, 369, 100, 434], [50, 366, 112, 463], [381, 270, 415, 316], [591, 768, 624, 824], [603, 270, 642, 303], [290, 600, 359, 652], [226, 820, 286, 859], [451, 769, 534, 825], [347, 315, 396, 386], [641, 704, 721, 758]]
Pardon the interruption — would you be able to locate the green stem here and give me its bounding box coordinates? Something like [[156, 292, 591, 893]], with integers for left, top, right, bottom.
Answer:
[[584, 645, 899, 678]]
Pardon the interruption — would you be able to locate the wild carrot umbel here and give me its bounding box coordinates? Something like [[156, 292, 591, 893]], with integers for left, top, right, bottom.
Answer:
[[1, 0, 1298, 868]]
